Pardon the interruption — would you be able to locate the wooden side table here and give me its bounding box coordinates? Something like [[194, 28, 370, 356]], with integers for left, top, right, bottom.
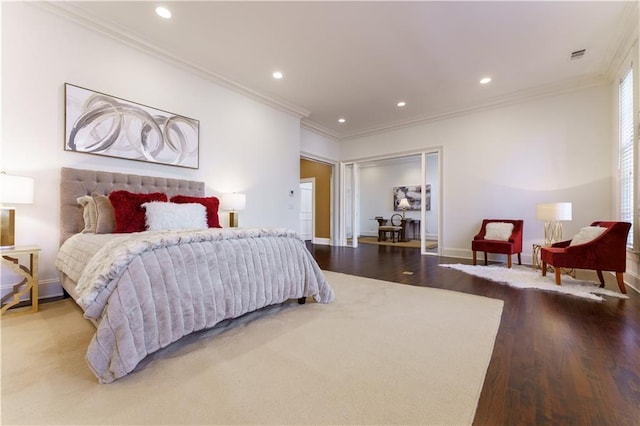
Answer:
[[1, 245, 40, 316]]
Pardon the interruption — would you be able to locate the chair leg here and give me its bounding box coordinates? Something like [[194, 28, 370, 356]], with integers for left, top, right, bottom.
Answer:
[[596, 270, 605, 287], [484, 252, 488, 266], [507, 255, 512, 268], [542, 261, 547, 276], [555, 268, 562, 285], [473, 251, 477, 266], [616, 272, 627, 294], [517, 253, 521, 265]]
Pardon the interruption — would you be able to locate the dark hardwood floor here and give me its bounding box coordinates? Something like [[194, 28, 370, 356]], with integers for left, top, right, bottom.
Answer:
[[307, 243, 640, 426]]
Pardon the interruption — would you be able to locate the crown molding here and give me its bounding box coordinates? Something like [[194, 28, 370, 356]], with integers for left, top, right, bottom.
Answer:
[[35, 2, 630, 144], [604, 1, 639, 79], [338, 74, 610, 142], [35, 2, 311, 120], [300, 120, 340, 141]]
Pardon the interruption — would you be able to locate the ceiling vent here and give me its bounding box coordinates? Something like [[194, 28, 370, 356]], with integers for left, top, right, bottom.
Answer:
[[570, 49, 586, 60]]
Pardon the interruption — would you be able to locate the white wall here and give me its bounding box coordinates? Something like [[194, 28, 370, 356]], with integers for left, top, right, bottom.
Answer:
[[1, 3, 303, 297], [341, 85, 614, 263]]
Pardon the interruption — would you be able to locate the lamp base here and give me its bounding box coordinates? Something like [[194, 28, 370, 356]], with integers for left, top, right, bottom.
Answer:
[[543, 221, 563, 246], [229, 211, 239, 228], [1, 208, 16, 247]]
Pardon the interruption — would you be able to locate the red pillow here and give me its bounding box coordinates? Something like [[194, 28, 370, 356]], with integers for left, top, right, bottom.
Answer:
[[170, 195, 221, 228], [108, 190, 168, 233]]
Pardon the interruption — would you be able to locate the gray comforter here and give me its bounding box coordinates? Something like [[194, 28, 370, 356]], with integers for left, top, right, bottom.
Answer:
[[56, 228, 334, 383]]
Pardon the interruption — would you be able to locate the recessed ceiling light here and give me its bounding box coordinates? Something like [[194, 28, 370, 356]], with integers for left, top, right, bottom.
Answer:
[[155, 6, 172, 19], [397, 101, 406, 107], [338, 118, 346, 124], [272, 71, 283, 79], [480, 77, 492, 85]]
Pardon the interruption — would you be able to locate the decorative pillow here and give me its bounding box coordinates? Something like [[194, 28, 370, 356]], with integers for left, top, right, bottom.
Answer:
[[484, 222, 514, 241], [77, 196, 97, 233], [569, 226, 607, 246], [108, 190, 168, 233], [92, 193, 116, 234], [142, 202, 207, 231], [170, 195, 222, 228]]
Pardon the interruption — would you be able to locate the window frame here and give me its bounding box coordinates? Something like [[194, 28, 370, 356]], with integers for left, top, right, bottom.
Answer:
[[619, 65, 634, 248], [616, 41, 639, 253]]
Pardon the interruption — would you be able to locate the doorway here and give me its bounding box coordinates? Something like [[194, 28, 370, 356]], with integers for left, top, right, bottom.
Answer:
[[300, 157, 334, 245], [300, 179, 314, 241], [341, 149, 442, 255]]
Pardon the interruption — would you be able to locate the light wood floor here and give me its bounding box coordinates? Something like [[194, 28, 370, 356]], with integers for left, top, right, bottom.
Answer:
[[307, 242, 640, 426]]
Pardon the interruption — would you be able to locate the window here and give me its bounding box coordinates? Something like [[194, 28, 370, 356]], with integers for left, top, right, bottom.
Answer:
[[619, 67, 634, 248]]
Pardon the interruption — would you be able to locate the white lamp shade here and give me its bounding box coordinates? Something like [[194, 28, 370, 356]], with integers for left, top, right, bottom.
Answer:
[[220, 193, 246, 211], [535, 202, 572, 221], [398, 198, 411, 209], [0, 173, 34, 205]]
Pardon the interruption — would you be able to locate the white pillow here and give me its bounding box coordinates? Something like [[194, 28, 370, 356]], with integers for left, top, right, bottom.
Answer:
[[569, 226, 607, 246], [142, 202, 207, 231], [484, 222, 514, 241]]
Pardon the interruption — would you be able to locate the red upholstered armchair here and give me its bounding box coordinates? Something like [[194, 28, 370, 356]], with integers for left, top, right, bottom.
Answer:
[[541, 221, 631, 294], [472, 219, 523, 268]]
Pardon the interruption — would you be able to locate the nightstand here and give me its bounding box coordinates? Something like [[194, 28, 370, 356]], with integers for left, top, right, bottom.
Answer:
[[1, 245, 41, 316]]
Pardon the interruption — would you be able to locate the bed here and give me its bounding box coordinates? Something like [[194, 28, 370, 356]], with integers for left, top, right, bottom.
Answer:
[[55, 167, 334, 383]]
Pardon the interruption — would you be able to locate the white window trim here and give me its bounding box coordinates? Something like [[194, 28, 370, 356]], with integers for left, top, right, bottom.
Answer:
[[619, 65, 634, 248], [616, 41, 639, 253]]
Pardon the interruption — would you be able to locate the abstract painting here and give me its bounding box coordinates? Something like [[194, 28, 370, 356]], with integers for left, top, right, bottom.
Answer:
[[393, 185, 431, 211], [64, 83, 199, 169]]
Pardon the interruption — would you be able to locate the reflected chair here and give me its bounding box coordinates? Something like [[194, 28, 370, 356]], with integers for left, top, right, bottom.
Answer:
[[541, 221, 630, 294], [378, 213, 403, 243], [472, 219, 523, 268]]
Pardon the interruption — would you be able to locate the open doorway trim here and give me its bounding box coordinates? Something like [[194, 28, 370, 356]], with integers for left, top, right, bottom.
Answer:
[[339, 146, 443, 255], [300, 153, 337, 245]]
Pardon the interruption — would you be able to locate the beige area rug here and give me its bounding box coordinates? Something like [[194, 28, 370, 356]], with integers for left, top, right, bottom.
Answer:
[[356, 236, 437, 249], [1, 271, 503, 425]]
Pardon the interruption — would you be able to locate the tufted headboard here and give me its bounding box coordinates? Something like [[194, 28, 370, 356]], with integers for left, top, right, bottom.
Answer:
[[60, 167, 205, 245]]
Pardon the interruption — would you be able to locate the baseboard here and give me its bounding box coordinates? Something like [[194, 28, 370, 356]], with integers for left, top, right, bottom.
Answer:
[[443, 248, 534, 266], [1, 278, 63, 302], [38, 279, 64, 299], [313, 237, 331, 246], [623, 271, 640, 294]]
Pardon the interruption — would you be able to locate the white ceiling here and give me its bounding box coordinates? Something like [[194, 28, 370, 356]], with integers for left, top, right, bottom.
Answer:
[[48, 1, 638, 141]]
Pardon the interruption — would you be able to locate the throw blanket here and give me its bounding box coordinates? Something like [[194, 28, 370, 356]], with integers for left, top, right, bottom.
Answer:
[[56, 228, 334, 383]]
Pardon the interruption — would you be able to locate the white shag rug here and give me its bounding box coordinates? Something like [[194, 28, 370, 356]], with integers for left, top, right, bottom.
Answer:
[[440, 264, 629, 301]]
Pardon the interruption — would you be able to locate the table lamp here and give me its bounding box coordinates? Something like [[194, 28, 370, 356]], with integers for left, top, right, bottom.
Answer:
[[535, 202, 572, 246], [221, 193, 246, 228], [398, 197, 411, 219], [0, 172, 34, 248]]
